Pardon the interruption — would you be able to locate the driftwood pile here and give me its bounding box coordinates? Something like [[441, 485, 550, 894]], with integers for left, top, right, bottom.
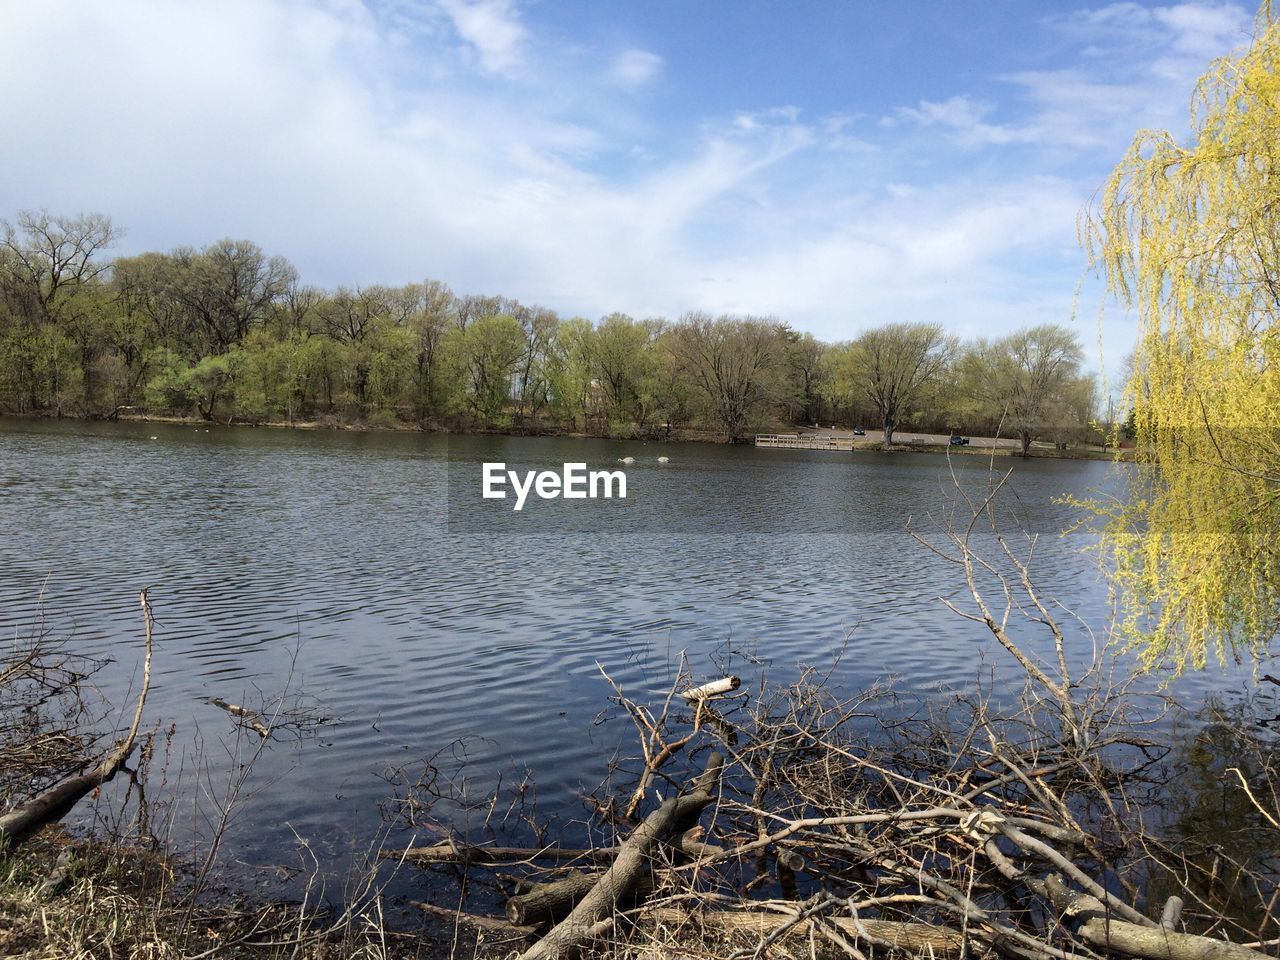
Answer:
[[384, 473, 1279, 960], [386, 666, 1278, 960]]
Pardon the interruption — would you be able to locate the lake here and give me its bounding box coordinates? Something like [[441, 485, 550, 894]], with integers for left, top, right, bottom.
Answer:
[[0, 419, 1244, 895]]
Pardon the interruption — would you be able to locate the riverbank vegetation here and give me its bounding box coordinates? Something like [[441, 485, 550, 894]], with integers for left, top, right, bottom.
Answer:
[[0, 214, 1100, 449]]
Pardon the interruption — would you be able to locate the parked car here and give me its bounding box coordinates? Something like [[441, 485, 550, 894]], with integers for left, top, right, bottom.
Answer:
[[852, 426, 866, 436], [949, 434, 970, 446]]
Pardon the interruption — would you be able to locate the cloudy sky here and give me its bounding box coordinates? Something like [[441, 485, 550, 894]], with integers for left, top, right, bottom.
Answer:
[[0, 1, 1258, 375]]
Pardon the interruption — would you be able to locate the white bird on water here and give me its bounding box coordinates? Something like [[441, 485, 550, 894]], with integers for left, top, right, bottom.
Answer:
[[619, 456, 636, 464], [657, 456, 670, 463]]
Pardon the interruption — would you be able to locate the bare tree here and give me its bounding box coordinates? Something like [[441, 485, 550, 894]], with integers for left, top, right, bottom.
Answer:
[[669, 313, 786, 442], [158, 239, 297, 356], [0, 210, 117, 323], [964, 324, 1088, 456]]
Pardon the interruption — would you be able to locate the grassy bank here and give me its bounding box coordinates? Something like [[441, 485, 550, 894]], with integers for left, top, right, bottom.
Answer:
[[0, 830, 449, 959]]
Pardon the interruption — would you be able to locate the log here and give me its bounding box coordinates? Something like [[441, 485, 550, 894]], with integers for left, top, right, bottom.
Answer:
[[208, 698, 271, 739], [507, 872, 601, 927], [414, 901, 536, 940], [506, 870, 655, 927], [1077, 914, 1269, 960], [0, 590, 154, 851], [776, 847, 805, 871], [384, 842, 608, 865], [680, 676, 740, 701], [387, 828, 722, 866], [1044, 876, 1270, 960], [516, 751, 723, 960], [639, 906, 968, 958]]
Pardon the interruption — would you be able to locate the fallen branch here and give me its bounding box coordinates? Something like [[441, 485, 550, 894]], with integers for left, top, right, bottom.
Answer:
[[516, 751, 723, 960], [506, 870, 655, 927], [384, 842, 608, 865], [385, 828, 723, 867], [208, 698, 271, 739], [413, 901, 536, 940], [1043, 876, 1270, 960], [680, 676, 741, 702], [997, 819, 1154, 927], [0, 589, 155, 851]]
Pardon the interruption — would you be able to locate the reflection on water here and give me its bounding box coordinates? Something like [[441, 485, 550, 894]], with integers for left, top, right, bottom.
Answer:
[[1148, 691, 1280, 935], [0, 418, 1257, 884]]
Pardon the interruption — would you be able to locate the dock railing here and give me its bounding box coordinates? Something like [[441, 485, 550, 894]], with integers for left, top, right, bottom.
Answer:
[[755, 434, 857, 450]]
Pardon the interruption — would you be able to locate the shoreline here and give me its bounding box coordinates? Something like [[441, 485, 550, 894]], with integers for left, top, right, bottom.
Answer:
[[1, 658, 1269, 959], [0, 411, 1125, 461]]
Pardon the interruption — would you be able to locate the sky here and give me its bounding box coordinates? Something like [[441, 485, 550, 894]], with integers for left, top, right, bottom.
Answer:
[[0, 0, 1260, 379]]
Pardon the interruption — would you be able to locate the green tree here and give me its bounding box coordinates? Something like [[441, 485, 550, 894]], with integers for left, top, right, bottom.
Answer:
[[784, 330, 828, 426], [406, 280, 459, 421], [143, 347, 200, 413], [453, 313, 526, 425], [546, 317, 596, 431], [0, 211, 117, 413], [187, 352, 240, 421]]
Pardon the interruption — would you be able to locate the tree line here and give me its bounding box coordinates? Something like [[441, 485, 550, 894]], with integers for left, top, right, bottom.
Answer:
[[0, 210, 1099, 451]]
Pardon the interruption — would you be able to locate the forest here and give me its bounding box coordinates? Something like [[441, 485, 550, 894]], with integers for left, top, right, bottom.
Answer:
[[0, 210, 1100, 449]]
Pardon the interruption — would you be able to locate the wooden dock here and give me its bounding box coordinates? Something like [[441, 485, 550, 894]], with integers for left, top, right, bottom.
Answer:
[[755, 433, 858, 451]]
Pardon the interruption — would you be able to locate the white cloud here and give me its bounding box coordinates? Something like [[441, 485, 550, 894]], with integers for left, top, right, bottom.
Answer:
[[895, 95, 1031, 147], [1151, 3, 1253, 57], [435, 0, 525, 73], [609, 49, 663, 89]]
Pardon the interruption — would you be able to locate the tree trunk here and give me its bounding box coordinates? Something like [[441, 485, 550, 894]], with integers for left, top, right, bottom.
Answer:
[[507, 872, 602, 927], [506, 870, 654, 927], [516, 752, 722, 960], [386, 842, 610, 865], [1041, 876, 1269, 960]]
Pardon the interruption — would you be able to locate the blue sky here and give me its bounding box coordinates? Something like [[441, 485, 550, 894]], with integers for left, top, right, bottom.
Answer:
[[0, 1, 1259, 378]]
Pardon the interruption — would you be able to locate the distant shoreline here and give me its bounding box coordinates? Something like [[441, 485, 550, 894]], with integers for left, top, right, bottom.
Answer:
[[0, 410, 1125, 461]]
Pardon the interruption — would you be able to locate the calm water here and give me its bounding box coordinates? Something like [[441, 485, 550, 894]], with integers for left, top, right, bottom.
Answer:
[[0, 419, 1244, 891]]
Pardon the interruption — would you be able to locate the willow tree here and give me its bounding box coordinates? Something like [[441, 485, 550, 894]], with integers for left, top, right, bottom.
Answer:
[[1086, 5, 1280, 669]]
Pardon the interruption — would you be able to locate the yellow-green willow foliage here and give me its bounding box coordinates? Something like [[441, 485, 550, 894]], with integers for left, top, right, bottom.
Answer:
[[1086, 5, 1280, 670]]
